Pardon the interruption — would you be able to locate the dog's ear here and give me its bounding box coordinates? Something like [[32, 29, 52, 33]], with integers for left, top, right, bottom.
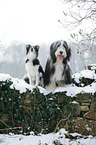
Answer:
[[26, 44, 31, 54], [50, 41, 61, 63], [50, 41, 61, 51], [50, 42, 57, 63], [34, 45, 39, 52], [50, 42, 54, 51], [34, 45, 39, 57], [63, 41, 71, 61]]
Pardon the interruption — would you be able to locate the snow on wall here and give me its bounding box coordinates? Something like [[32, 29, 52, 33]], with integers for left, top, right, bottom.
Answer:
[[0, 73, 48, 95], [0, 69, 96, 97]]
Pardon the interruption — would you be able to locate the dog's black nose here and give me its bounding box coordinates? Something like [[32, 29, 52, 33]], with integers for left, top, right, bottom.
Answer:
[[60, 51, 63, 55]]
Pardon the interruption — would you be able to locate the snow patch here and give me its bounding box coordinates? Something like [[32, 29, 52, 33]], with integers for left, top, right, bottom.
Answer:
[[72, 69, 96, 83], [0, 129, 96, 145], [0, 72, 96, 97], [70, 101, 79, 104], [0, 73, 12, 81], [53, 82, 96, 97], [0, 73, 48, 95]]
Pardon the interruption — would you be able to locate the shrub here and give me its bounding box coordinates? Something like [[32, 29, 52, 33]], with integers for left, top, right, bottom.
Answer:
[[0, 79, 75, 135]]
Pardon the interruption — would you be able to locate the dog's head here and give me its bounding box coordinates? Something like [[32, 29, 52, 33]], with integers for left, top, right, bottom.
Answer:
[[50, 40, 71, 63], [26, 44, 39, 59]]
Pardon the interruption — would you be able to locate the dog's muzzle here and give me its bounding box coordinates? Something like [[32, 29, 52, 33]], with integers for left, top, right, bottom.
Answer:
[[58, 55, 63, 60]]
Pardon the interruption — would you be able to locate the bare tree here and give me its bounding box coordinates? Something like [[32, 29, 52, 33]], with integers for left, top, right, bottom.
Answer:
[[59, 0, 96, 62]]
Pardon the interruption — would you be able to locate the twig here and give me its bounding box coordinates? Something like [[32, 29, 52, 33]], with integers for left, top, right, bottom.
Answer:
[[0, 119, 16, 133], [48, 114, 71, 145], [0, 119, 11, 128], [54, 113, 71, 133], [12, 98, 15, 126], [22, 106, 40, 130], [0, 127, 22, 131]]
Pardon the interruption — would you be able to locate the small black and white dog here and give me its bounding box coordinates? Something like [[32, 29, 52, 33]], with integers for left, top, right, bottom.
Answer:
[[25, 44, 44, 86], [44, 40, 72, 91]]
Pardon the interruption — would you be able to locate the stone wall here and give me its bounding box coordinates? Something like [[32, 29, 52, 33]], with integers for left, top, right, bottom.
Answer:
[[0, 64, 96, 136], [64, 64, 96, 136], [69, 93, 96, 136], [22, 64, 96, 136]]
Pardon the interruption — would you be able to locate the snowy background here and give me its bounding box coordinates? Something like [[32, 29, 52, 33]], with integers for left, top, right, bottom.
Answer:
[[0, 40, 96, 79], [0, 0, 96, 78]]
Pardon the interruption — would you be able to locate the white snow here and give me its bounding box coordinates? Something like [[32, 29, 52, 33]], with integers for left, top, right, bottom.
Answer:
[[0, 129, 96, 145], [69, 132, 82, 137], [54, 69, 96, 96], [0, 71, 96, 97], [0, 73, 12, 81], [70, 101, 79, 104], [53, 82, 96, 97], [72, 70, 96, 84], [0, 73, 48, 95], [10, 78, 35, 94]]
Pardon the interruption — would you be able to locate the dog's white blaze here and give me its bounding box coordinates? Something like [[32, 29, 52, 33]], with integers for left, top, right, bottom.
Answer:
[[46, 62, 64, 92], [26, 61, 39, 86], [26, 52, 36, 60], [52, 62, 64, 82]]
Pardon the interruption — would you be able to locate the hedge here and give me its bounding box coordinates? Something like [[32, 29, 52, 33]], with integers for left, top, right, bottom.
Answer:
[[0, 79, 78, 135]]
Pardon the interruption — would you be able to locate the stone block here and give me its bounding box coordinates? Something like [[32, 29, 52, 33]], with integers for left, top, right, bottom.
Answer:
[[80, 106, 89, 111], [70, 101, 80, 116], [22, 93, 34, 111], [74, 118, 96, 136], [83, 111, 96, 121], [81, 103, 90, 106], [64, 117, 96, 136], [75, 93, 93, 103], [90, 102, 96, 111]]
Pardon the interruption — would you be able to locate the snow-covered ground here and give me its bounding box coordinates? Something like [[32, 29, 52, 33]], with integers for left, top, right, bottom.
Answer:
[[0, 129, 96, 145]]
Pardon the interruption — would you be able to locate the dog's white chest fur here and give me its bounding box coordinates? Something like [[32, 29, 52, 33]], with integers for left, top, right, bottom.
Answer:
[[26, 61, 39, 85], [26, 62, 38, 75], [52, 62, 64, 82]]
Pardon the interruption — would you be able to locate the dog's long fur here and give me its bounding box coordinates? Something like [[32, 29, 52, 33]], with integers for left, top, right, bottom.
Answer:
[[44, 40, 72, 91], [25, 44, 44, 86]]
